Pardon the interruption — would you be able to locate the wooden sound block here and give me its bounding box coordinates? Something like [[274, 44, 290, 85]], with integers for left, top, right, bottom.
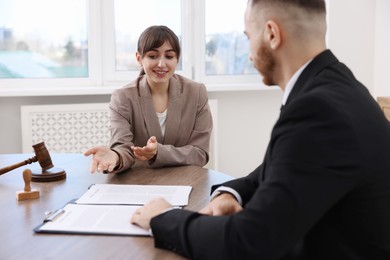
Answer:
[[16, 190, 40, 201], [31, 167, 66, 182]]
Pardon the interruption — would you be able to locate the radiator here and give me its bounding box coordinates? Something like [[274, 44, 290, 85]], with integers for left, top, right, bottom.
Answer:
[[21, 103, 110, 154]]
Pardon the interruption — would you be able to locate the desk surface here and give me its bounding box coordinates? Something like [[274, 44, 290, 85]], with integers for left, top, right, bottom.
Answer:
[[0, 153, 233, 260]]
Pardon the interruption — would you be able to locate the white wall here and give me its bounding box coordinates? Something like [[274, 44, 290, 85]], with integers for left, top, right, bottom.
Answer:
[[208, 89, 282, 177], [0, 0, 387, 178], [327, 0, 376, 93], [373, 0, 390, 97]]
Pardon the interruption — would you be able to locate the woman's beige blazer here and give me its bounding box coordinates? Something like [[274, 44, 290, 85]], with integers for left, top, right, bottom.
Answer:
[[109, 74, 213, 172]]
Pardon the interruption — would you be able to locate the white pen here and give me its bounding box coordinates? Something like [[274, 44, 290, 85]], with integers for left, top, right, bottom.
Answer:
[[44, 208, 65, 222]]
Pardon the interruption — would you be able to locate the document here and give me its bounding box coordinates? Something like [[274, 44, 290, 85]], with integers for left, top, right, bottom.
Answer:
[[34, 184, 192, 236], [35, 203, 150, 236], [76, 184, 192, 206]]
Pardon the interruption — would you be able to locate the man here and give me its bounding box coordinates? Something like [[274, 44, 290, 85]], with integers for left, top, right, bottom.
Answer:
[[131, 0, 390, 259]]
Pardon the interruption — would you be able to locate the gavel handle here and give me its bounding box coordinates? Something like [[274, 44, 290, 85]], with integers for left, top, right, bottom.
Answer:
[[0, 156, 37, 175]]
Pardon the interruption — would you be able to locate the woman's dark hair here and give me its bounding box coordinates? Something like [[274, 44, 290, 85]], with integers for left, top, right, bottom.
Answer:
[[137, 25, 181, 76]]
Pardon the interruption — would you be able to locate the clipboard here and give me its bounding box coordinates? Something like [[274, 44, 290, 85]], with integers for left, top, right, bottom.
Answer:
[[33, 184, 191, 236], [34, 201, 150, 236]]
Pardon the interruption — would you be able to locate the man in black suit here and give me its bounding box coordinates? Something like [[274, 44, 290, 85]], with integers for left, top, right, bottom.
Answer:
[[131, 0, 390, 259]]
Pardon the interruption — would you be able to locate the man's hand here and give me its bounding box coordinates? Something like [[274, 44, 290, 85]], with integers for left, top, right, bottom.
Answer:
[[131, 197, 173, 230], [199, 193, 243, 216], [131, 136, 158, 161]]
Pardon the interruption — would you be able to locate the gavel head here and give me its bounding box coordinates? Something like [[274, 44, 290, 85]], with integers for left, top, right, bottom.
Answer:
[[32, 142, 54, 171]]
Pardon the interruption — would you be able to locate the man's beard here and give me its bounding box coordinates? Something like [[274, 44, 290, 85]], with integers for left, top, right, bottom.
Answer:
[[255, 43, 276, 86]]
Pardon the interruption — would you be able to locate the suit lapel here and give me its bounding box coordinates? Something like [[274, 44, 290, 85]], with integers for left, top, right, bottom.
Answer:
[[139, 77, 164, 142], [270, 51, 339, 180], [163, 76, 182, 144]]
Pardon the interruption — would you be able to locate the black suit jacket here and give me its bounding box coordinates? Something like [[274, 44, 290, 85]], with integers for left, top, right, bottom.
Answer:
[[150, 50, 390, 259]]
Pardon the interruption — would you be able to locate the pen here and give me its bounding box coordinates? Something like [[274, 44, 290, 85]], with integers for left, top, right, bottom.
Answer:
[[44, 208, 65, 222]]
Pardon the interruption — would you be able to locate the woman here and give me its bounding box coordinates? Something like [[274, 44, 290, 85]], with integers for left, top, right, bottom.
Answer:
[[84, 25, 213, 173]]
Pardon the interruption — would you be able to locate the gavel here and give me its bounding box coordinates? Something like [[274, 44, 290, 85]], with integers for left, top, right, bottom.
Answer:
[[0, 142, 66, 182]]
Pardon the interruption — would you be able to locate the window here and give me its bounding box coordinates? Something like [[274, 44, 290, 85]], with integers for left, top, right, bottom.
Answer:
[[114, 0, 182, 72], [0, 0, 88, 78], [196, 0, 261, 89], [0, 0, 266, 96], [107, 0, 186, 82], [205, 0, 256, 76]]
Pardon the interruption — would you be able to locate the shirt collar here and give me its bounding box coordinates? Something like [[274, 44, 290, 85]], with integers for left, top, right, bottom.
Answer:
[[281, 59, 312, 105]]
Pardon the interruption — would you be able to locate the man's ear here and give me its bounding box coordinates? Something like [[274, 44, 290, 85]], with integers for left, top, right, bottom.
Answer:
[[264, 20, 281, 50]]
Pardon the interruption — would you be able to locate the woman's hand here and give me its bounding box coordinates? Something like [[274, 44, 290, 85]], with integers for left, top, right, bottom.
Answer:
[[131, 136, 158, 161], [83, 146, 119, 173]]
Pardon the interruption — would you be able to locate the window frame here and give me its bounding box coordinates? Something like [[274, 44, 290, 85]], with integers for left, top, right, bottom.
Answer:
[[0, 0, 270, 97], [102, 0, 193, 86], [0, 0, 105, 96], [193, 0, 268, 91]]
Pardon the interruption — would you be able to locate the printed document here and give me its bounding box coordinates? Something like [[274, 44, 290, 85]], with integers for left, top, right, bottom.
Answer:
[[76, 184, 192, 206], [36, 203, 150, 236]]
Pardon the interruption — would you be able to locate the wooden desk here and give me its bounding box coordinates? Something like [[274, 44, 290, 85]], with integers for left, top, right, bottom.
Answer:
[[377, 96, 390, 121], [0, 153, 233, 259]]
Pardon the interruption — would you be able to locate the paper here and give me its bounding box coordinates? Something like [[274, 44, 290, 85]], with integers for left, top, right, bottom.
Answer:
[[36, 203, 150, 236], [76, 184, 192, 206]]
